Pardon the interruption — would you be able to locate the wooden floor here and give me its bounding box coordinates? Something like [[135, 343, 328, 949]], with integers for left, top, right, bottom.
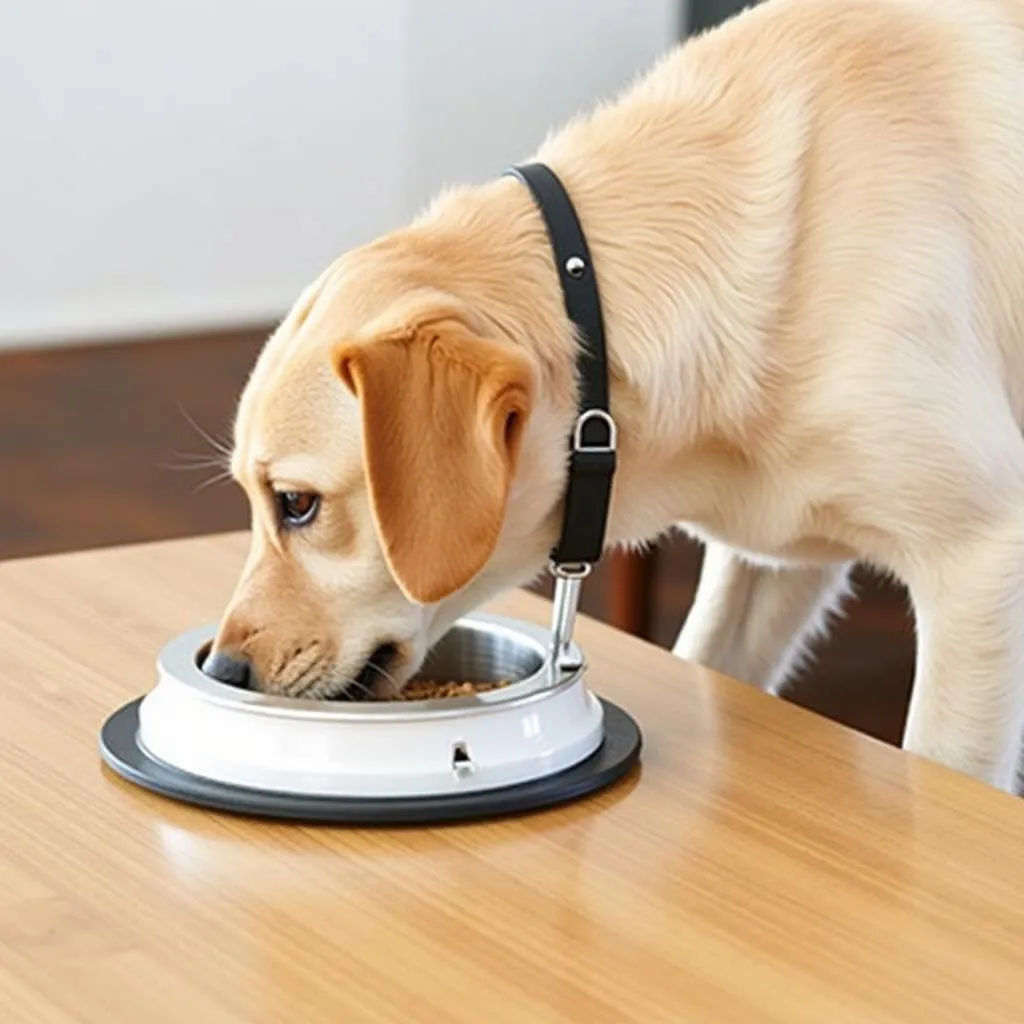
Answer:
[[0, 329, 916, 747]]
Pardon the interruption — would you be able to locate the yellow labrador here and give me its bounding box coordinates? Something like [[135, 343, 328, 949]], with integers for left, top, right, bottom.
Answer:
[[206, 0, 1024, 794]]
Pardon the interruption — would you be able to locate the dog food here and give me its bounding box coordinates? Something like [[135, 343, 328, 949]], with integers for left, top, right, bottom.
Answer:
[[393, 679, 509, 701]]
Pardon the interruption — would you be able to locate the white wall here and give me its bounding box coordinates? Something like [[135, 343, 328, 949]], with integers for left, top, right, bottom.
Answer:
[[0, 1, 680, 349]]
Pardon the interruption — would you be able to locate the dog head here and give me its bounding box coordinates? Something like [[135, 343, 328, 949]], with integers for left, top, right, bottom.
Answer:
[[202, 248, 571, 699]]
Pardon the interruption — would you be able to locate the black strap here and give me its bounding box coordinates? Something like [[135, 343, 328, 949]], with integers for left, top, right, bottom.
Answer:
[[505, 162, 616, 571]]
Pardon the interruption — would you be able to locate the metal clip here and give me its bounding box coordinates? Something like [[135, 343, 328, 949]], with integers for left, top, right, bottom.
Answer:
[[549, 560, 589, 670], [549, 412, 614, 671]]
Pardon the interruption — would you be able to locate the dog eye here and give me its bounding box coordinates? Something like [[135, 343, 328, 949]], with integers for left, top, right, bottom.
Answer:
[[276, 491, 321, 528]]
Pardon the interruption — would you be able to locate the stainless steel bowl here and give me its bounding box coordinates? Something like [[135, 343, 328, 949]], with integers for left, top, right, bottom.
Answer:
[[412, 616, 548, 689]]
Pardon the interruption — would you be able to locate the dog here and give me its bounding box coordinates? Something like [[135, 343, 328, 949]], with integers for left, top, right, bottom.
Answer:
[[204, 0, 1024, 794]]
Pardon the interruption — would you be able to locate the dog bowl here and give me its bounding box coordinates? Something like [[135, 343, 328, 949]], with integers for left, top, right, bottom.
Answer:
[[99, 611, 642, 824]]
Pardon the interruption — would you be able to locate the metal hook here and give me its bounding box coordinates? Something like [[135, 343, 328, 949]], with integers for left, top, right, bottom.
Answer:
[[549, 560, 590, 670]]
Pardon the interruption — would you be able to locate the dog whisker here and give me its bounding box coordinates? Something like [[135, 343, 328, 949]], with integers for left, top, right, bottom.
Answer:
[[163, 449, 231, 466], [288, 663, 352, 701], [290, 676, 335, 700], [192, 468, 234, 494], [362, 658, 402, 699], [345, 681, 373, 701], [177, 402, 234, 459], [290, 648, 403, 702], [161, 455, 230, 473]]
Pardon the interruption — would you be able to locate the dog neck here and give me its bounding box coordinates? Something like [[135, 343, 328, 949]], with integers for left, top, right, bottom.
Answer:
[[287, 65, 807, 547]]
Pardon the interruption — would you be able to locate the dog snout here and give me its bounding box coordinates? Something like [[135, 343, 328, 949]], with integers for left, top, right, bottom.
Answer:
[[202, 648, 253, 689]]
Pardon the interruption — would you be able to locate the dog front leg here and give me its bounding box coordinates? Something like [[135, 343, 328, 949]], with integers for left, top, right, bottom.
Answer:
[[673, 541, 852, 693]]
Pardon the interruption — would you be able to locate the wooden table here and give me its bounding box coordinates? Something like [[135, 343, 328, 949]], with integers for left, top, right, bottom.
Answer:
[[2, 534, 1023, 1023]]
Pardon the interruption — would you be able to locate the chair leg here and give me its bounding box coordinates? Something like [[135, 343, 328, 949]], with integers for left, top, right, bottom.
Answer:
[[607, 547, 658, 638]]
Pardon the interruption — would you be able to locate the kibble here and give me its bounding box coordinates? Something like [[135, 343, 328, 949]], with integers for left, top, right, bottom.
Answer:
[[392, 679, 509, 701]]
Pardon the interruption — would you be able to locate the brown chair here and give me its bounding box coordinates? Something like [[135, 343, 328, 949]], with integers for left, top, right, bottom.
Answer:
[[607, 547, 659, 639]]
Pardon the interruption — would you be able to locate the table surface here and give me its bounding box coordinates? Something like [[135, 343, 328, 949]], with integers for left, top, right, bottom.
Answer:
[[2, 533, 1024, 1024]]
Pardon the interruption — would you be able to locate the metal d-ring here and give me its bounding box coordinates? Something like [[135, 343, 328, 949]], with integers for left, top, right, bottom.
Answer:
[[573, 409, 617, 452]]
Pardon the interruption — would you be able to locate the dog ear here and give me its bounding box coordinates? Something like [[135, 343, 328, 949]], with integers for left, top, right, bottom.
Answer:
[[334, 322, 535, 605]]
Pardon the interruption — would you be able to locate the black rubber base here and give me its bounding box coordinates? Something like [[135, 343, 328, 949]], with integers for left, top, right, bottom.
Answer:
[[99, 697, 642, 825]]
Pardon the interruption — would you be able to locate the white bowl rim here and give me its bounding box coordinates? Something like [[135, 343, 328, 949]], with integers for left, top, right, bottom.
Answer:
[[156, 612, 586, 723]]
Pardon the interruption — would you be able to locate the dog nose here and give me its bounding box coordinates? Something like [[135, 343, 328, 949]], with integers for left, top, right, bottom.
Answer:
[[202, 649, 252, 689]]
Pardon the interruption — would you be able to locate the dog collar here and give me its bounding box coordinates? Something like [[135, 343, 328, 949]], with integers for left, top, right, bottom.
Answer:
[[504, 162, 618, 581]]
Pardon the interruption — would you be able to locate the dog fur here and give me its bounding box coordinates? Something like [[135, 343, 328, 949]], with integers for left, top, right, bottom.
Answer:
[[212, 0, 1024, 793]]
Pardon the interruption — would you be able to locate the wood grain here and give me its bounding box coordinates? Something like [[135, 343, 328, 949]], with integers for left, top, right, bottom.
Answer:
[[1, 533, 1021, 1023]]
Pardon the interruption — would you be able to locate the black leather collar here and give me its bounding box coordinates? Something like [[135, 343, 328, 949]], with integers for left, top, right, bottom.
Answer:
[[505, 162, 617, 577]]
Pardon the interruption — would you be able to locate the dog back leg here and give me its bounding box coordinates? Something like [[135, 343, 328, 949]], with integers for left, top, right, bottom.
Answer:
[[901, 501, 1024, 794]]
